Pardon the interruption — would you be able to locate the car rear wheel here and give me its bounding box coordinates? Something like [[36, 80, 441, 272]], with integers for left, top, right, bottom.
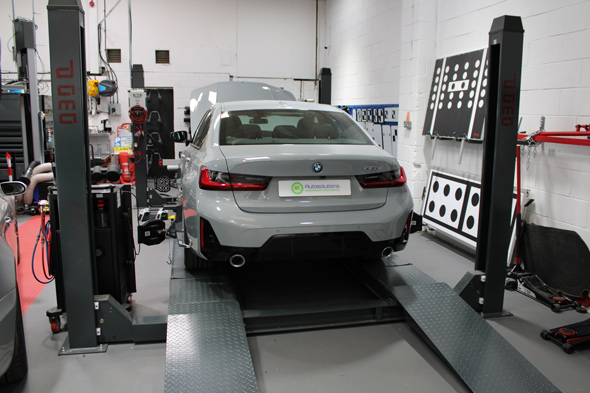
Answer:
[[184, 247, 215, 269], [183, 230, 215, 270], [0, 288, 28, 385]]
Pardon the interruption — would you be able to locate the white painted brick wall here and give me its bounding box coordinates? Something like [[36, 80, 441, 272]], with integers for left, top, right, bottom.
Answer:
[[1, 0, 318, 158], [582, 59, 590, 87], [325, 0, 403, 105], [431, 0, 590, 245], [397, 0, 437, 209], [529, 190, 588, 229], [325, 0, 590, 246]]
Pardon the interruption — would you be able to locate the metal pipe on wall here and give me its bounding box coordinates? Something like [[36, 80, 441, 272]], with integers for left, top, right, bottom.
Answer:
[[128, 0, 132, 84], [98, 0, 122, 26], [315, 0, 319, 98]]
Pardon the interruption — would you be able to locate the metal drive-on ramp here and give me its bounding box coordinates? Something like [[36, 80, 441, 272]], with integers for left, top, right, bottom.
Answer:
[[164, 247, 258, 393], [356, 258, 560, 393], [164, 242, 559, 393]]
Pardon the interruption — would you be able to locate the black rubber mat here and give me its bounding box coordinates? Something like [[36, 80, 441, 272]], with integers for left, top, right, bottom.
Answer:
[[521, 223, 590, 297]]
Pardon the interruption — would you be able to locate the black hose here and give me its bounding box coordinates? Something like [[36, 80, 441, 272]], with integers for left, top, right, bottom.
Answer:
[[24, 160, 41, 177], [18, 160, 41, 186]]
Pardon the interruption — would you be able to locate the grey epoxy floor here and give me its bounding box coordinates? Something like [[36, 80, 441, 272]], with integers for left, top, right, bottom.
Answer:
[[3, 222, 590, 393]]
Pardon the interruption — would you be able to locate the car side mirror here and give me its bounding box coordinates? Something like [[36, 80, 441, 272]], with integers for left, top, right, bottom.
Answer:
[[171, 130, 189, 144], [0, 181, 27, 196]]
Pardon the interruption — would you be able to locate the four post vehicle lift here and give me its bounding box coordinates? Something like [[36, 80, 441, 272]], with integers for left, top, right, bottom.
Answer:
[[46, 1, 562, 392]]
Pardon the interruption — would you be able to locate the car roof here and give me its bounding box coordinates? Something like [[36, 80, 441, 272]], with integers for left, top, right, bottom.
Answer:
[[190, 81, 296, 103], [219, 100, 343, 112]]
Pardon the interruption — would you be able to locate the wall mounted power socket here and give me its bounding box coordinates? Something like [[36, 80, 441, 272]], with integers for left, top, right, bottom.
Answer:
[[109, 103, 121, 116]]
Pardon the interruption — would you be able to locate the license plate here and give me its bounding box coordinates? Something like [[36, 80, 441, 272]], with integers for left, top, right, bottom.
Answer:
[[278, 179, 351, 197]]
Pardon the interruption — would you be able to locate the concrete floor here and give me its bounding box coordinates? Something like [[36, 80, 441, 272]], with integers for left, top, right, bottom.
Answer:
[[2, 220, 590, 393]]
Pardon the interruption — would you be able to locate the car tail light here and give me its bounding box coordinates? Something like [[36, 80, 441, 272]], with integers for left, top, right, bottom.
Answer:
[[356, 167, 407, 188], [199, 166, 270, 191]]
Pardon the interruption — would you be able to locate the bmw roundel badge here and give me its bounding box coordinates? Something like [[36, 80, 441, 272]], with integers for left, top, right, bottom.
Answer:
[[312, 162, 323, 173]]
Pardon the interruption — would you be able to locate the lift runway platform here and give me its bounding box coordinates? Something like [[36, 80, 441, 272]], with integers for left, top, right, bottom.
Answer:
[[164, 241, 560, 393]]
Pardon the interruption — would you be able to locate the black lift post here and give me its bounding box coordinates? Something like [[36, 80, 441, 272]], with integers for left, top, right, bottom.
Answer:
[[47, 0, 102, 353], [47, 0, 166, 353], [130, 65, 148, 208], [318, 67, 332, 105], [457, 15, 524, 317]]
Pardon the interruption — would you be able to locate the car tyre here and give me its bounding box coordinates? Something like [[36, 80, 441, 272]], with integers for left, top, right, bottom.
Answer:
[[183, 231, 215, 270], [0, 288, 28, 385], [184, 247, 215, 269]]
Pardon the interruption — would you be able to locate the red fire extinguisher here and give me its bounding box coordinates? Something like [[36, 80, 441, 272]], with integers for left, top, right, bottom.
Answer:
[[119, 151, 134, 183]]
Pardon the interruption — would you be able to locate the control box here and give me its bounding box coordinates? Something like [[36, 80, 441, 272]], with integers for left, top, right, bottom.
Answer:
[[128, 89, 146, 108]]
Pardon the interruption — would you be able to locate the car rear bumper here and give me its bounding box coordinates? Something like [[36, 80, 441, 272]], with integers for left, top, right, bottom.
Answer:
[[200, 230, 409, 264], [185, 188, 413, 262]]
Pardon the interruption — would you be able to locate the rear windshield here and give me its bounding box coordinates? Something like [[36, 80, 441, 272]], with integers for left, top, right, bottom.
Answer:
[[219, 109, 373, 145]]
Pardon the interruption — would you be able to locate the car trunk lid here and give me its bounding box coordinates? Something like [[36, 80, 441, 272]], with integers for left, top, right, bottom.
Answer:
[[219, 145, 397, 213]]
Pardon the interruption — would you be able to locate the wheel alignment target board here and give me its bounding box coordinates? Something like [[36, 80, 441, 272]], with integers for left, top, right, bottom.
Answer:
[[423, 49, 489, 140], [422, 170, 517, 261]]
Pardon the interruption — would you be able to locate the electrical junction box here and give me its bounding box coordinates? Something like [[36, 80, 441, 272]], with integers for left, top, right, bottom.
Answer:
[[128, 89, 146, 108], [109, 103, 121, 116], [14, 18, 36, 51]]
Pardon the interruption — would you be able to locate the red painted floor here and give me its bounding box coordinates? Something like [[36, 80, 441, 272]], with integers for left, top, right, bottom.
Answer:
[[16, 215, 53, 314]]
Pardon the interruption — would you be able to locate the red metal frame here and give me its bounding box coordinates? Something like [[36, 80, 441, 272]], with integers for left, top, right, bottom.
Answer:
[[514, 125, 589, 265], [517, 125, 590, 146]]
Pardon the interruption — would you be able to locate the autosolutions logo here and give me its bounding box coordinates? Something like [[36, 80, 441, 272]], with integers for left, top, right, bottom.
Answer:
[[291, 182, 304, 195]]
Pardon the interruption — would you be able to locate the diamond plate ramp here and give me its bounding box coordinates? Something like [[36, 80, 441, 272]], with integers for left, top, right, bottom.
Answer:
[[391, 277, 560, 393], [362, 260, 438, 288], [165, 277, 259, 393]]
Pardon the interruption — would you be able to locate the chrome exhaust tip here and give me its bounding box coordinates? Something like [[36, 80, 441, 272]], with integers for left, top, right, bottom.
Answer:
[[229, 254, 246, 268], [381, 246, 394, 259]]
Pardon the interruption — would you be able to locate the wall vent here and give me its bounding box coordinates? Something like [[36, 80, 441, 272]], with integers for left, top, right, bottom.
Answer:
[[155, 50, 170, 64], [106, 48, 121, 63]]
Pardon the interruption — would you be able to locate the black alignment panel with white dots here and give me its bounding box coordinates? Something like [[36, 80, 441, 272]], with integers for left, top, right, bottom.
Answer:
[[422, 170, 481, 247], [422, 170, 517, 253], [423, 49, 489, 140]]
